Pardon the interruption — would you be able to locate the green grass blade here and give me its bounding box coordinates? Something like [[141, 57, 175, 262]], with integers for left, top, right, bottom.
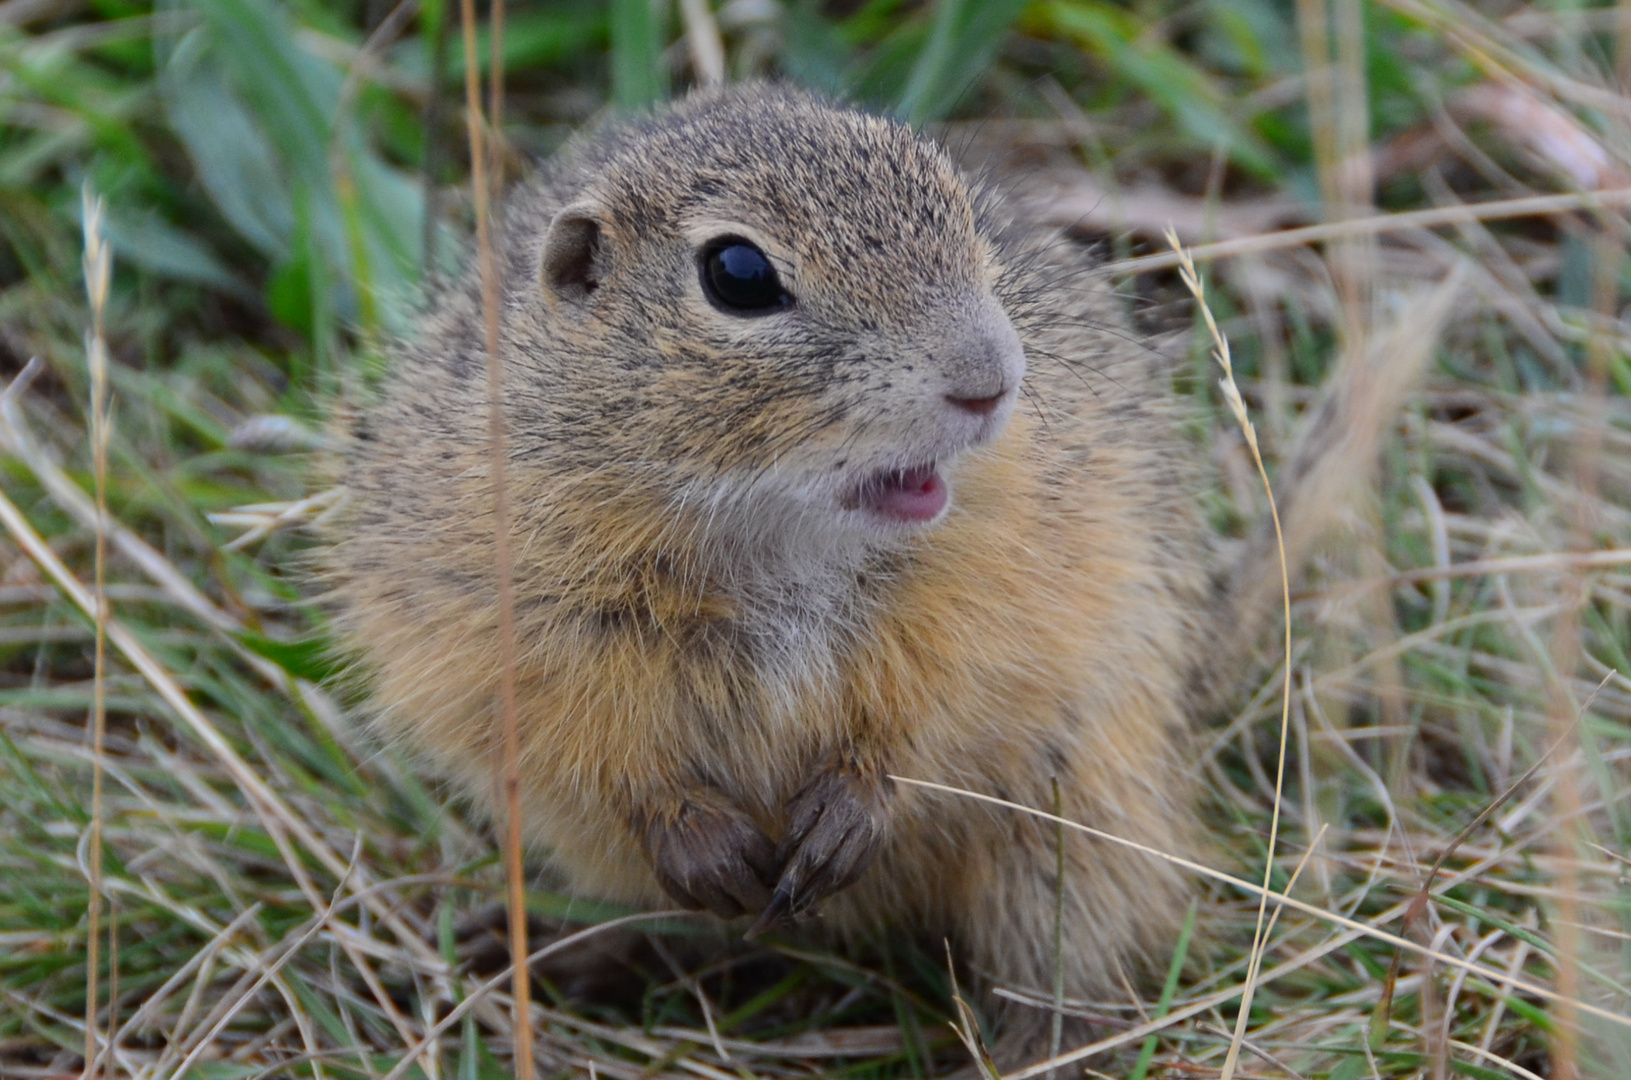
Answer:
[[895, 0, 1028, 124], [610, 0, 667, 110]]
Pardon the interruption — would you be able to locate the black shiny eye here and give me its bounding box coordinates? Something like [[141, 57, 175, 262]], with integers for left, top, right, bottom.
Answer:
[[700, 239, 791, 314]]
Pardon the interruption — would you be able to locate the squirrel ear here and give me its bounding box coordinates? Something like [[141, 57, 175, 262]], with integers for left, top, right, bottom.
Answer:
[[540, 203, 606, 303]]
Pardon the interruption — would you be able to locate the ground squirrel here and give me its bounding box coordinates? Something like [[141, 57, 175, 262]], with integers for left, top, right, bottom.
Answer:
[[325, 84, 1276, 1058]]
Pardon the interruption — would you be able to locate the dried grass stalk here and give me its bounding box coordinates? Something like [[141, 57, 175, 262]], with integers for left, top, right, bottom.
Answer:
[[80, 180, 112, 1080], [458, 0, 534, 1075], [1163, 228, 1291, 1080]]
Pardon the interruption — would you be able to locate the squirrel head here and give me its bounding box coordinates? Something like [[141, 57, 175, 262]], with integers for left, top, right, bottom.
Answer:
[[508, 85, 1026, 544]]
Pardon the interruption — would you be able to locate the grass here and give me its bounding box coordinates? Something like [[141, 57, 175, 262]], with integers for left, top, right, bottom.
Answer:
[[3, 0, 1631, 1077]]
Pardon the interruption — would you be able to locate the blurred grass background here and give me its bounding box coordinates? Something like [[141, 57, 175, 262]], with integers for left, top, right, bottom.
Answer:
[[4, 0, 1631, 1077]]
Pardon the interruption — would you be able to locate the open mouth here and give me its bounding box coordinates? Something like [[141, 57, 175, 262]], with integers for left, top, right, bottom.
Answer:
[[844, 463, 948, 524]]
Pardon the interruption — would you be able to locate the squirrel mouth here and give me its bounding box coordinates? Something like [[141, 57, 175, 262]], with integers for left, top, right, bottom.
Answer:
[[844, 463, 948, 524]]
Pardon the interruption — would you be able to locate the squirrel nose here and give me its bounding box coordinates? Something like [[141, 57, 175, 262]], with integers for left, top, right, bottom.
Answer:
[[946, 391, 1006, 416]]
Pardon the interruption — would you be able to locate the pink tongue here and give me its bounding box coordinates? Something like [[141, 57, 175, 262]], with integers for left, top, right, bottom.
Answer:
[[867, 466, 947, 522]]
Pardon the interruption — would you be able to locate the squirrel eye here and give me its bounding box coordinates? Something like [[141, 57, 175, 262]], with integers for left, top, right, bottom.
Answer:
[[700, 239, 791, 314]]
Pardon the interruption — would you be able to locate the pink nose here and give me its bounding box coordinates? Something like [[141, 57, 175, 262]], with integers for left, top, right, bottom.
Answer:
[[947, 392, 1005, 416]]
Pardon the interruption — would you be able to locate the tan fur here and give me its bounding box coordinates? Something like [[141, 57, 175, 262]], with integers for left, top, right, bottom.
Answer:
[[323, 86, 1212, 1049]]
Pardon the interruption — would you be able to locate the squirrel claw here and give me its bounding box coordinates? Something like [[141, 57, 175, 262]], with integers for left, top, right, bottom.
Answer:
[[759, 763, 893, 929], [743, 886, 794, 939], [642, 793, 778, 920]]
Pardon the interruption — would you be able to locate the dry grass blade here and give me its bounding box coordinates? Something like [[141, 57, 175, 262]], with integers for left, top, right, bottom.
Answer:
[[1049, 777, 1066, 1079], [1164, 227, 1290, 1080], [1263, 822, 1328, 957], [945, 940, 1001, 1080], [679, 0, 725, 89], [207, 489, 348, 551], [488, 0, 505, 184], [97, 902, 265, 1069], [0, 362, 432, 959], [168, 846, 362, 1080], [1385, 548, 1631, 585], [1210, 261, 1465, 712], [79, 180, 112, 1080], [888, 775, 1631, 1077], [1115, 187, 1631, 274], [1370, 671, 1617, 1049], [378, 911, 695, 1080], [0, 388, 437, 1076], [0, 388, 247, 638], [459, 0, 532, 1075]]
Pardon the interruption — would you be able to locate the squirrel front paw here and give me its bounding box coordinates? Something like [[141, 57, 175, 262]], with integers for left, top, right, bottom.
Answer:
[[749, 762, 893, 936], [641, 793, 779, 919]]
